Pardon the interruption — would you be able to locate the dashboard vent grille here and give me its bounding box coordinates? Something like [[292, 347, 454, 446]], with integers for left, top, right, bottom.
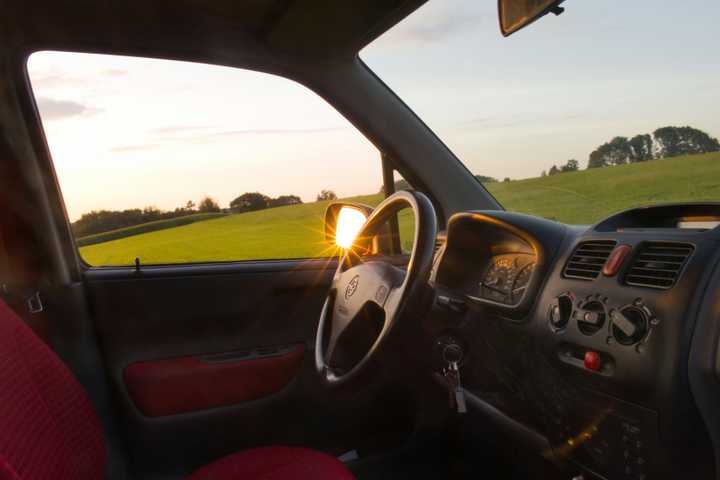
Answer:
[[563, 240, 617, 280], [625, 242, 693, 289]]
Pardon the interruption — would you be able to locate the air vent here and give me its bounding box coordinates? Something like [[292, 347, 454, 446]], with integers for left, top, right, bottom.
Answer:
[[625, 242, 693, 289], [563, 240, 617, 280]]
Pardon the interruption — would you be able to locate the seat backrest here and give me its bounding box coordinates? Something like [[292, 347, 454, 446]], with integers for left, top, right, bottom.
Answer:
[[0, 299, 106, 479]]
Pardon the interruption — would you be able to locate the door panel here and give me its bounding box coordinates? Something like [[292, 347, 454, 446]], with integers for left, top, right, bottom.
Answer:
[[124, 343, 305, 417], [85, 260, 416, 475]]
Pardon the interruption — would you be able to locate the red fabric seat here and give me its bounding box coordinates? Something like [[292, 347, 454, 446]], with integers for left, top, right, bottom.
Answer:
[[0, 299, 355, 480], [189, 447, 355, 480], [0, 299, 105, 480]]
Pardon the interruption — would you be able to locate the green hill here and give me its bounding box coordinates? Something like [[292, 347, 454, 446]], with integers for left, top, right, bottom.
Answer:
[[486, 152, 720, 224], [79, 152, 720, 266], [79, 194, 387, 266], [76, 212, 227, 247]]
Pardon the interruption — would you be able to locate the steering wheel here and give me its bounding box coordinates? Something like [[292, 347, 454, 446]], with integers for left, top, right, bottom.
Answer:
[[315, 190, 438, 386]]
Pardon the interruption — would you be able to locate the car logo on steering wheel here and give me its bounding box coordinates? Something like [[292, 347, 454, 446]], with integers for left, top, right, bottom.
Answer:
[[345, 275, 360, 299]]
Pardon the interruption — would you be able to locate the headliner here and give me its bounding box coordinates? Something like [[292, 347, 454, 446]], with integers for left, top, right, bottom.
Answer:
[[1, 0, 428, 61]]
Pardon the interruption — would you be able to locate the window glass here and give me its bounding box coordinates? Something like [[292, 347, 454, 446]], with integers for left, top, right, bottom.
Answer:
[[393, 171, 415, 253], [362, 0, 720, 224], [28, 52, 383, 266]]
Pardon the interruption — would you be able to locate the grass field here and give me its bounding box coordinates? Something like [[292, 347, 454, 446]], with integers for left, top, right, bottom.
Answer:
[[80, 194, 390, 265], [76, 212, 227, 247], [79, 152, 720, 266], [487, 152, 720, 224]]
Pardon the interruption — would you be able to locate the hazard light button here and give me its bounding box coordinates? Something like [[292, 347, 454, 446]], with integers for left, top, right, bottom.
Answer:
[[584, 351, 601, 371]]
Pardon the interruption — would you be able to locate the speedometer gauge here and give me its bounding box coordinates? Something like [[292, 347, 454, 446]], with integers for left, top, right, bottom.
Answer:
[[511, 261, 535, 304], [480, 256, 515, 304], [479, 254, 535, 305]]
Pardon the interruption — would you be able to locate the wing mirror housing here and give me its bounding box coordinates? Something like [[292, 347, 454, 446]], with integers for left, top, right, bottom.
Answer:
[[324, 203, 373, 249], [498, 0, 566, 37]]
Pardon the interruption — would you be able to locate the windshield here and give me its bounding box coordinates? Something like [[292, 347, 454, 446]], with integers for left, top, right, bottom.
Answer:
[[362, 0, 720, 224]]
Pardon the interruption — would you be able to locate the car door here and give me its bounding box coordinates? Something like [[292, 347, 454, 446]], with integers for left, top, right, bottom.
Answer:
[[27, 51, 419, 477]]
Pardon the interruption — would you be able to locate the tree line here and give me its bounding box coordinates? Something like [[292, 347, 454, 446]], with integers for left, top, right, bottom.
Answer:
[[542, 126, 720, 176], [73, 189, 338, 237], [72, 196, 222, 237], [227, 189, 339, 213]]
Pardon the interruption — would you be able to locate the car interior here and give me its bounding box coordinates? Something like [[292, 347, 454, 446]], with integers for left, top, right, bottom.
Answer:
[[1, 1, 719, 479]]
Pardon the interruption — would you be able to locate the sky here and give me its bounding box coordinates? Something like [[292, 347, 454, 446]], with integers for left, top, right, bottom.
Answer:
[[28, 0, 720, 221]]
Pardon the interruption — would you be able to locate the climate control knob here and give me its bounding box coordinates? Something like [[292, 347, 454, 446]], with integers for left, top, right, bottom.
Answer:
[[611, 307, 649, 345], [548, 294, 573, 331], [575, 299, 606, 335]]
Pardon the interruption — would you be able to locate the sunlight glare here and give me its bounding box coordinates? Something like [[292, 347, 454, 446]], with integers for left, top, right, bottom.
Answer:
[[335, 207, 367, 249]]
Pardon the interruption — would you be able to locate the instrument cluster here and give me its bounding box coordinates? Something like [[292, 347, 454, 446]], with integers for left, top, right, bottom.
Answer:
[[473, 253, 536, 305]]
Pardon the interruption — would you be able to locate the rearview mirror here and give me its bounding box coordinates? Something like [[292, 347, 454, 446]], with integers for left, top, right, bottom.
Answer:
[[324, 203, 372, 249], [498, 0, 565, 37]]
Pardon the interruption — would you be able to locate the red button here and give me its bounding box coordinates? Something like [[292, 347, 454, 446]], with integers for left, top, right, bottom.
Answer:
[[584, 351, 600, 371], [603, 244, 632, 277]]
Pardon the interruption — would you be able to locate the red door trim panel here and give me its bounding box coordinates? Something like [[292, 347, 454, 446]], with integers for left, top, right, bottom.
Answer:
[[124, 344, 305, 417]]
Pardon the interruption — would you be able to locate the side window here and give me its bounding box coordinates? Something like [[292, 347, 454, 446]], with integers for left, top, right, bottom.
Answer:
[[27, 52, 382, 266], [393, 171, 416, 254], [397, 207, 416, 254]]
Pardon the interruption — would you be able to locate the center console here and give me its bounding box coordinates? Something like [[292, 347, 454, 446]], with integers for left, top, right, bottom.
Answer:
[[533, 205, 720, 479], [431, 204, 720, 480]]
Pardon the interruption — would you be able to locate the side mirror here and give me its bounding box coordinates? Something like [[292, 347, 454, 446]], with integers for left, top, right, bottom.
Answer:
[[324, 203, 372, 249], [498, 0, 565, 37]]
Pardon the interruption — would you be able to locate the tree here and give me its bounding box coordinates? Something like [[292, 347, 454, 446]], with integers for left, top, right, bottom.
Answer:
[[475, 175, 498, 183], [230, 192, 270, 213], [268, 195, 303, 208], [198, 196, 221, 213], [379, 179, 411, 194], [185, 200, 196, 211], [541, 170, 547, 177], [142, 206, 162, 222], [392, 179, 411, 191], [628, 134, 654, 162], [587, 137, 631, 168], [587, 149, 607, 169], [316, 190, 338, 201], [607, 137, 632, 165], [654, 126, 720, 158], [72, 206, 174, 237], [548, 165, 560, 176], [503, 177, 511, 182], [561, 159, 579, 172]]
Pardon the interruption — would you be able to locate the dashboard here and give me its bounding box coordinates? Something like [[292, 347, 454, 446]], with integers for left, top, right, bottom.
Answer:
[[427, 203, 720, 480]]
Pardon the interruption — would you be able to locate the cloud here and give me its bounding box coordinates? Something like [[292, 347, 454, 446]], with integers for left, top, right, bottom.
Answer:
[[698, 81, 720, 92], [102, 68, 128, 77], [153, 125, 348, 141], [109, 126, 349, 153], [148, 125, 348, 138], [110, 144, 161, 152], [30, 68, 127, 89], [31, 74, 87, 89], [206, 127, 347, 137], [457, 112, 588, 130], [36, 97, 102, 120], [382, 3, 494, 46], [149, 125, 213, 135], [400, 17, 486, 43]]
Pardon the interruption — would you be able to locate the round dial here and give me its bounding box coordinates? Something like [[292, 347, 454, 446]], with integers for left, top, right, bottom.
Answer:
[[611, 306, 649, 345], [478, 254, 536, 305], [480, 257, 514, 304], [511, 261, 535, 304]]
